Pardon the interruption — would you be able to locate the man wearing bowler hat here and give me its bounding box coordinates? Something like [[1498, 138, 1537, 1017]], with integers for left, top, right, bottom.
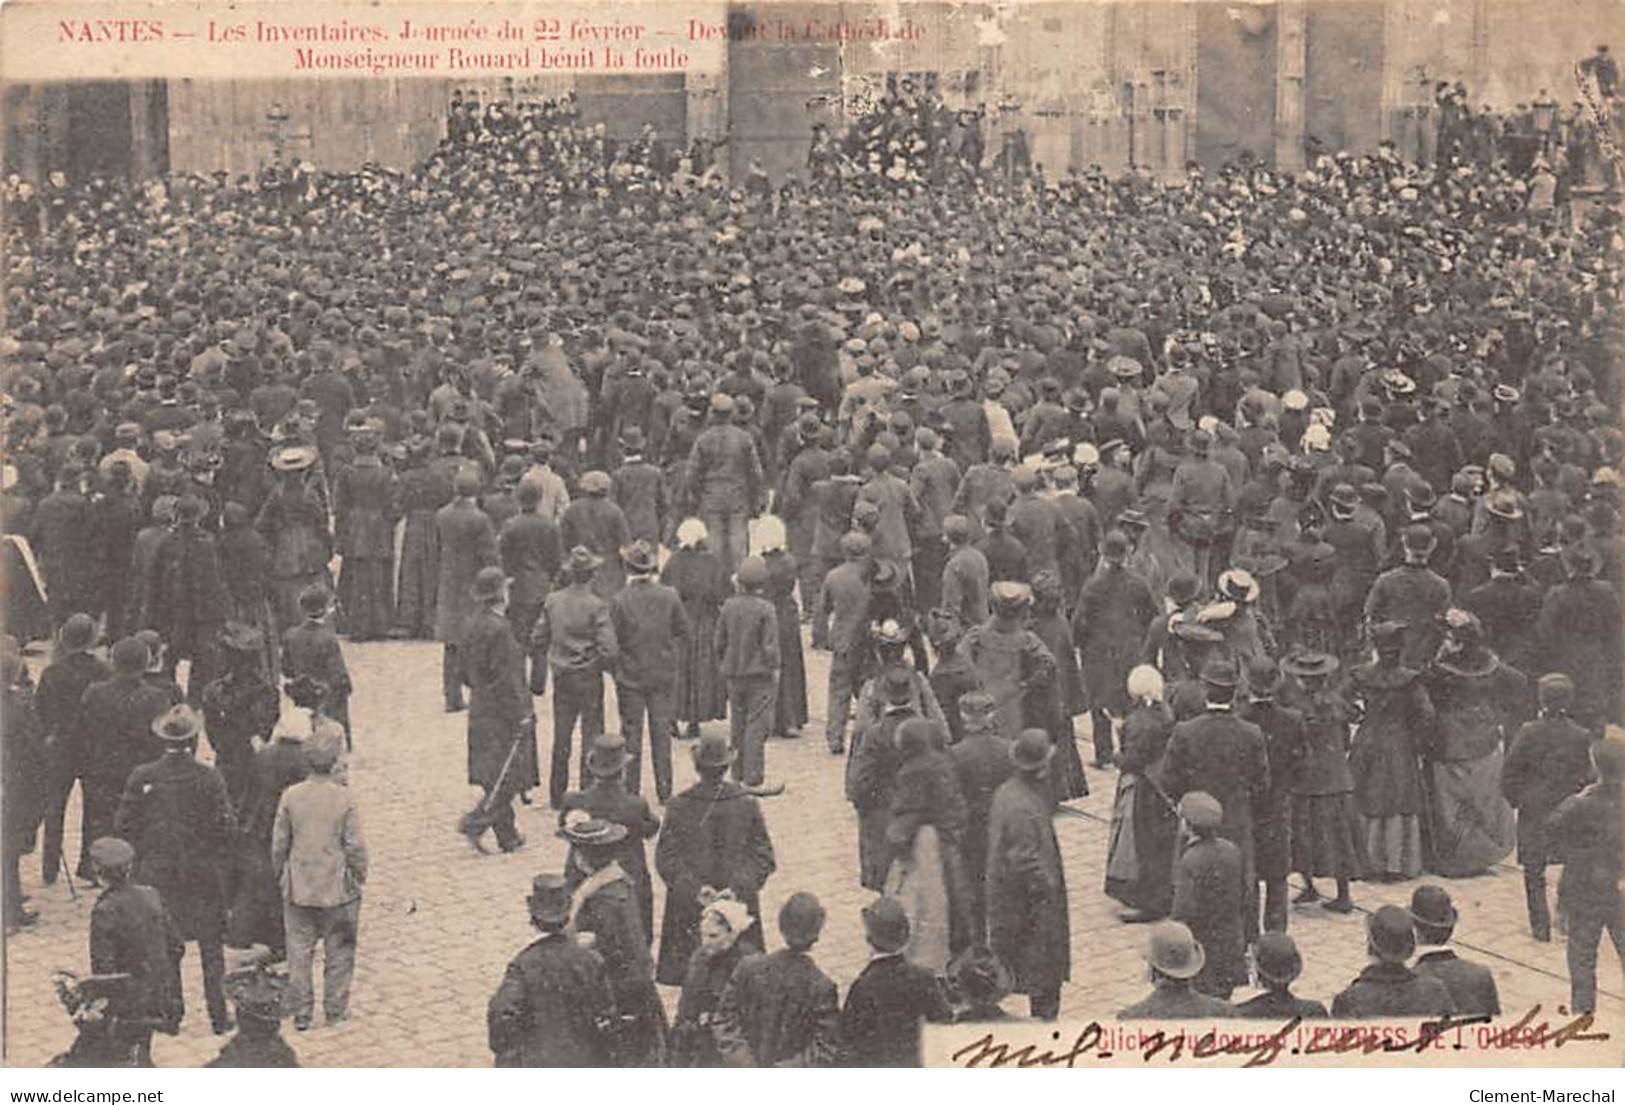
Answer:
[[655, 732, 776, 986], [714, 891, 841, 1066], [1365, 523, 1452, 669], [460, 566, 535, 853], [435, 466, 499, 713], [1118, 920, 1235, 1020], [560, 734, 660, 944], [35, 612, 109, 886], [985, 729, 1071, 1020], [531, 546, 618, 808], [1410, 884, 1501, 1017], [839, 896, 951, 1066], [1161, 656, 1270, 943], [1234, 932, 1327, 1020], [115, 705, 238, 1035], [487, 872, 616, 1067], [609, 540, 688, 801], [1331, 905, 1456, 1018]]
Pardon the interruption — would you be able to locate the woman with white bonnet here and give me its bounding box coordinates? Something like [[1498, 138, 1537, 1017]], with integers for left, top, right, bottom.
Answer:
[[660, 518, 728, 741], [1105, 664, 1179, 923], [669, 892, 754, 1066], [755, 514, 808, 739]]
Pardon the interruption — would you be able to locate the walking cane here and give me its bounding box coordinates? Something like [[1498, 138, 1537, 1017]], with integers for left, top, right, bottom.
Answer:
[[456, 721, 529, 854], [59, 853, 78, 902]]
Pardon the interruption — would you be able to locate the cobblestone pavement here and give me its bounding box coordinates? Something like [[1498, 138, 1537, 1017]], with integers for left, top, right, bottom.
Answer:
[[6, 632, 1621, 1066]]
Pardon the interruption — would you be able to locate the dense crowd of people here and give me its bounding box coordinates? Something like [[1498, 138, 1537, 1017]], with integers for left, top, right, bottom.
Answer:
[[3, 64, 1624, 1066]]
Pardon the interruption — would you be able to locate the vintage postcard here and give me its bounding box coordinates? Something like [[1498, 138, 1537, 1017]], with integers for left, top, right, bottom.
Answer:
[[0, 0, 1621, 1079]]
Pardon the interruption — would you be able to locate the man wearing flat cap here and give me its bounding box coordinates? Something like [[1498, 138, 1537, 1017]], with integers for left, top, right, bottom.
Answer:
[[1161, 657, 1270, 944], [1171, 792, 1247, 1000], [115, 705, 238, 1035], [85, 836, 185, 1065], [487, 872, 617, 1067], [686, 392, 764, 576]]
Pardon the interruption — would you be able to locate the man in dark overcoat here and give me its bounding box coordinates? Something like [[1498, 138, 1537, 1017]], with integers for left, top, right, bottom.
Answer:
[[1072, 530, 1157, 767], [35, 613, 110, 886], [1160, 657, 1270, 945], [200, 623, 280, 814], [459, 567, 535, 854], [3, 637, 47, 929], [1331, 906, 1456, 1018], [143, 495, 230, 703], [946, 692, 1011, 941], [1239, 656, 1306, 935], [435, 467, 499, 712], [487, 873, 616, 1067], [1502, 673, 1596, 941], [79, 637, 178, 883], [713, 892, 841, 1067], [654, 733, 776, 986], [560, 734, 661, 943], [609, 541, 688, 801], [984, 729, 1070, 1020], [114, 705, 238, 1034], [560, 471, 631, 600], [1170, 792, 1247, 1000], [1364, 524, 1452, 669], [498, 480, 563, 650], [332, 421, 399, 641], [30, 465, 96, 629]]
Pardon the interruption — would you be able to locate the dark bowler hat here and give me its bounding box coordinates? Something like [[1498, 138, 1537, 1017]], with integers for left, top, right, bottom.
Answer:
[[1144, 921, 1205, 979], [298, 583, 332, 616], [1408, 885, 1458, 930], [471, 566, 509, 602], [1368, 905, 1416, 962], [527, 873, 571, 925], [585, 733, 633, 777], [1253, 932, 1303, 986], [692, 731, 736, 769], [1009, 728, 1054, 773], [110, 636, 150, 673], [1200, 657, 1240, 687]]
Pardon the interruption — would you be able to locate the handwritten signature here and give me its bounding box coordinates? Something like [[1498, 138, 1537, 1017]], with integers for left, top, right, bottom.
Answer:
[[948, 1006, 1610, 1068]]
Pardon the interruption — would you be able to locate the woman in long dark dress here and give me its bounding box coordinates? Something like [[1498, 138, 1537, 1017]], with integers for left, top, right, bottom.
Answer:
[[660, 518, 728, 740], [758, 518, 808, 738], [1105, 664, 1179, 921]]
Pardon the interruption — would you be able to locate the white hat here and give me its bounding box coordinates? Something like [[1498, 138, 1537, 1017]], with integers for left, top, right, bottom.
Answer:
[[675, 517, 709, 549]]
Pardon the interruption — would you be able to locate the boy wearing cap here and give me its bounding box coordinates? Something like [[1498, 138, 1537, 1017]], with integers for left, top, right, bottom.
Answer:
[[116, 706, 239, 1034], [1410, 885, 1500, 1017], [86, 836, 185, 1064], [1547, 734, 1625, 1014], [1331, 905, 1456, 1018], [1172, 792, 1247, 1000], [488, 872, 617, 1067], [1502, 673, 1596, 940], [272, 724, 367, 1031], [281, 585, 352, 749], [713, 892, 840, 1067], [839, 897, 952, 1066], [717, 555, 780, 788], [1235, 932, 1327, 1020]]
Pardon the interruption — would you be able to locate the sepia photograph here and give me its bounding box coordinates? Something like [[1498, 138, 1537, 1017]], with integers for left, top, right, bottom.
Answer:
[[0, 0, 1621, 1078]]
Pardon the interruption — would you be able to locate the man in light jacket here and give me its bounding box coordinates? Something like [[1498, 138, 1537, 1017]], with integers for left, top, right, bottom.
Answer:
[[272, 721, 368, 1031]]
